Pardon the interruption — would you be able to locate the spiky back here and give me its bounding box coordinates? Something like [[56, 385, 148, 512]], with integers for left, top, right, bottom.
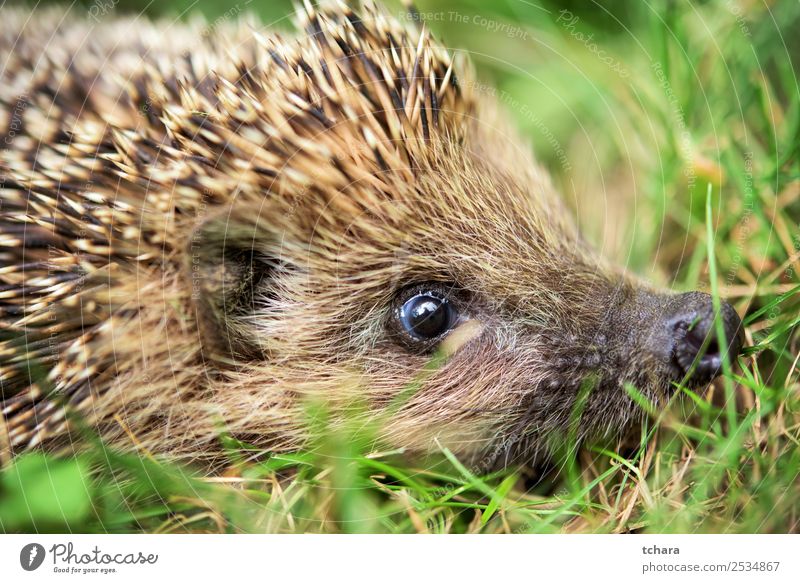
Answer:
[[0, 1, 478, 460]]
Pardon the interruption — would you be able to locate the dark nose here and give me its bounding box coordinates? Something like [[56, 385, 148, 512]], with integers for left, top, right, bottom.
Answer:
[[667, 292, 743, 384]]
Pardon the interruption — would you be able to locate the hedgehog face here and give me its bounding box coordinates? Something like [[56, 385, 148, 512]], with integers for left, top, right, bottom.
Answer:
[[192, 113, 741, 464]]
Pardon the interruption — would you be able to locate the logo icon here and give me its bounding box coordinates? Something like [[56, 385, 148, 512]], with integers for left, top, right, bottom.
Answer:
[[20, 543, 46, 571]]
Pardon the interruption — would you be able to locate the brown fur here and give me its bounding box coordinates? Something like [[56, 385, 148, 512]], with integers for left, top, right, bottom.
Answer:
[[1, 1, 686, 468]]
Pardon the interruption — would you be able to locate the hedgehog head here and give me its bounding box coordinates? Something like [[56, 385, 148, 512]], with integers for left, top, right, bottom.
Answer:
[[181, 3, 742, 463]]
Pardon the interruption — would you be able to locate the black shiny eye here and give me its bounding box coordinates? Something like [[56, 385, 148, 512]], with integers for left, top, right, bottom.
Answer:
[[396, 291, 455, 340]]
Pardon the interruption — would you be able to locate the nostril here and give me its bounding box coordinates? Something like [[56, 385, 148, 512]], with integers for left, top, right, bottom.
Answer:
[[675, 318, 719, 380], [685, 323, 720, 358], [667, 292, 743, 384]]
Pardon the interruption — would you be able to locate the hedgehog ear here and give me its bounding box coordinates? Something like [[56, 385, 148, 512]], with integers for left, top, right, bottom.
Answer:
[[189, 207, 283, 360]]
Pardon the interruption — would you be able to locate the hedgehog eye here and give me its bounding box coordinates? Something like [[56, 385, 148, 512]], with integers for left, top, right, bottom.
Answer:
[[396, 291, 456, 341]]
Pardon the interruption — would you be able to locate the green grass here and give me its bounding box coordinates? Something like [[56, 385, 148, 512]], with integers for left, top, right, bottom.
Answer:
[[1, 0, 799, 533]]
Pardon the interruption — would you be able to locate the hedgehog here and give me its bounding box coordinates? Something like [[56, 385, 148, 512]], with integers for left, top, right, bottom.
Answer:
[[0, 1, 742, 469]]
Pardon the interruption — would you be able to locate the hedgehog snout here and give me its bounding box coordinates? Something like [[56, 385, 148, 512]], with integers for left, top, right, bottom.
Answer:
[[615, 289, 742, 388], [663, 292, 743, 384]]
